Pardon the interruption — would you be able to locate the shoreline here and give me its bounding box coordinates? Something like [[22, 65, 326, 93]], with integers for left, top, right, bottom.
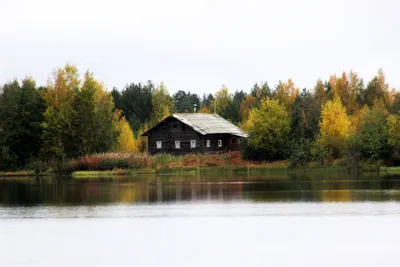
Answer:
[[2, 165, 398, 179]]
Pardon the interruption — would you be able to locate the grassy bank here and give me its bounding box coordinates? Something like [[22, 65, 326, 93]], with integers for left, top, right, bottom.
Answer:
[[67, 152, 287, 171], [380, 166, 400, 174], [71, 165, 291, 178], [0, 170, 37, 177], [0, 169, 54, 178], [67, 152, 291, 178]]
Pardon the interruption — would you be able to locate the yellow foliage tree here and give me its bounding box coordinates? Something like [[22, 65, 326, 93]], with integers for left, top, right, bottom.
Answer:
[[135, 123, 149, 153], [42, 64, 80, 108], [273, 79, 299, 112], [329, 71, 363, 115], [319, 97, 350, 156], [198, 105, 211, 113], [238, 119, 254, 132], [240, 95, 258, 122], [115, 117, 137, 152]]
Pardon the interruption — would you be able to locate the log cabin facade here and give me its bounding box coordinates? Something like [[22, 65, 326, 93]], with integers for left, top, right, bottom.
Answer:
[[141, 114, 248, 155]]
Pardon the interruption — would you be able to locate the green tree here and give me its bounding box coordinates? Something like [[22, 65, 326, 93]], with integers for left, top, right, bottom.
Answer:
[[348, 71, 364, 112], [212, 85, 233, 119], [361, 69, 391, 108], [225, 90, 247, 124], [358, 105, 389, 164], [245, 98, 290, 160], [112, 81, 154, 132], [389, 92, 400, 114], [288, 90, 320, 167], [173, 90, 200, 113], [251, 82, 272, 101], [111, 87, 121, 108], [70, 71, 118, 157], [150, 82, 174, 127], [388, 114, 400, 161], [0, 79, 45, 169], [42, 65, 118, 160], [201, 93, 214, 110], [314, 79, 328, 107]]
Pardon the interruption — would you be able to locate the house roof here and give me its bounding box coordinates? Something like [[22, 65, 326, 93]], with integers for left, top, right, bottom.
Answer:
[[142, 113, 248, 137]]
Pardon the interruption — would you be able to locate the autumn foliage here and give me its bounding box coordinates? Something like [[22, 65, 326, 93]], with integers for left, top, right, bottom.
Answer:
[[318, 97, 350, 156], [2, 64, 400, 171]]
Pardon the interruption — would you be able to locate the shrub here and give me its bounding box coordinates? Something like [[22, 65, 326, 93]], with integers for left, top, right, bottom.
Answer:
[[152, 153, 178, 168]]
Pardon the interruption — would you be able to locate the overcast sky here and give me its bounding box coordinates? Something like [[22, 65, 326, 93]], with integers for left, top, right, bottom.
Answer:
[[1, 0, 399, 95]]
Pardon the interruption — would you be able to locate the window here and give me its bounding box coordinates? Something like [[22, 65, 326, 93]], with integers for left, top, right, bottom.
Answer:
[[190, 140, 196, 148], [173, 123, 178, 128], [237, 138, 241, 144], [156, 141, 162, 149], [175, 141, 180, 149], [206, 140, 210, 148], [218, 140, 222, 147]]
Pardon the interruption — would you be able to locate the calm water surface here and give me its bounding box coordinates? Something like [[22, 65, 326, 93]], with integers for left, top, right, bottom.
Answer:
[[1, 173, 400, 267]]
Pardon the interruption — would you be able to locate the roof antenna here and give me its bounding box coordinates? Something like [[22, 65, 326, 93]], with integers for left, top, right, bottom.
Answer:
[[194, 104, 197, 113]]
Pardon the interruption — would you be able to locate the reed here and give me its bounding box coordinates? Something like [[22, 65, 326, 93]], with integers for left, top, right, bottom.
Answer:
[[67, 151, 258, 172]]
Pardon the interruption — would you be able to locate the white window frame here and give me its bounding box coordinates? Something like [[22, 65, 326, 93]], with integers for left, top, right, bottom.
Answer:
[[237, 138, 241, 144], [218, 140, 222, 147], [156, 141, 162, 149], [190, 140, 196, 148], [175, 141, 181, 149], [206, 140, 210, 148]]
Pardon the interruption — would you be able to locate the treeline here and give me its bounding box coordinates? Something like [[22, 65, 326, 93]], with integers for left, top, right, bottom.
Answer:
[[1, 64, 400, 171], [0, 65, 138, 170], [243, 70, 400, 170]]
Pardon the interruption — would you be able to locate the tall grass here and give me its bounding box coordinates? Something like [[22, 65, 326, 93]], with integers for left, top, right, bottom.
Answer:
[[66, 152, 279, 172], [68, 153, 151, 171]]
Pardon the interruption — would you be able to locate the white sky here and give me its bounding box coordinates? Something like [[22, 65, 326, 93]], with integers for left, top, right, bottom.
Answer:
[[1, 0, 399, 95]]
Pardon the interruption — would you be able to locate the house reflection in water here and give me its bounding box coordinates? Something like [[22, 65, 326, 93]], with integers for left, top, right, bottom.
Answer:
[[148, 178, 244, 203], [78, 178, 245, 204]]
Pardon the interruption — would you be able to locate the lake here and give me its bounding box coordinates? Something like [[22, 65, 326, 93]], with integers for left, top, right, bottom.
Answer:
[[1, 173, 400, 267]]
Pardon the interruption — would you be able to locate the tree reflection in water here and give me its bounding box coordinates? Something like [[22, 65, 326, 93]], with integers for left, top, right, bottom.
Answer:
[[1, 173, 400, 206]]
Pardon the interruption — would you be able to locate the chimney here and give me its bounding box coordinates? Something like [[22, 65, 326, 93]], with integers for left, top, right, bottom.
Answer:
[[194, 104, 197, 113]]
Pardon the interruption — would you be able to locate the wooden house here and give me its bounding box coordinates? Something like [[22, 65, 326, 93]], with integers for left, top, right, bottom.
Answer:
[[141, 113, 248, 155]]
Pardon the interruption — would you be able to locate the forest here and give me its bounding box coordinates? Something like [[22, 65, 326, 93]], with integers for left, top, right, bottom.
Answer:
[[1, 64, 400, 171]]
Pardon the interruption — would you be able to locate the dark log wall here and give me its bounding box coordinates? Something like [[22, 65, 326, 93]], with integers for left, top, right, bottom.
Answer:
[[148, 117, 202, 155], [147, 117, 244, 155], [202, 134, 242, 154]]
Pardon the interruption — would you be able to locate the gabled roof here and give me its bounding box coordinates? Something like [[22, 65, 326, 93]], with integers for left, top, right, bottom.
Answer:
[[142, 113, 248, 138]]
